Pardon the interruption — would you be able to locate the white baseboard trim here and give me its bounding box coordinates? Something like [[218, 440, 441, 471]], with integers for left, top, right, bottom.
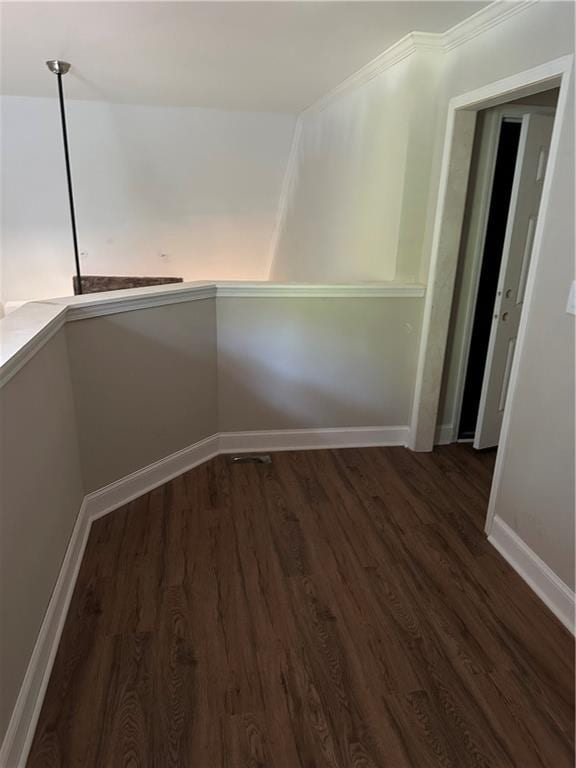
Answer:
[[0, 498, 91, 768], [434, 423, 454, 445], [0, 436, 219, 767], [86, 427, 409, 521], [489, 515, 575, 634], [84, 434, 220, 521], [219, 426, 409, 453], [1, 424, 409, 766]]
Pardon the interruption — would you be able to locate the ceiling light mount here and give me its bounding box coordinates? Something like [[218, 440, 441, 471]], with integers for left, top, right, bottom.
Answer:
[[45, 59, 71, 76]]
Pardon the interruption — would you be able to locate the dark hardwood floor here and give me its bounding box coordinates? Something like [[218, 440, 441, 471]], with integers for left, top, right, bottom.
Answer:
[[28, 445, 574, 767]]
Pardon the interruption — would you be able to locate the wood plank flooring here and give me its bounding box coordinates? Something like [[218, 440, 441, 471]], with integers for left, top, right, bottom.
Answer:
[[28, 445, 574, 767]]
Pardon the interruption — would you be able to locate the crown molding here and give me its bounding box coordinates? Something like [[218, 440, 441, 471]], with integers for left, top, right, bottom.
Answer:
[[442, 0, 539, 52], [411, 31, 446, 52], [304, 31, 435, 115], [304, 1, 539, 116]]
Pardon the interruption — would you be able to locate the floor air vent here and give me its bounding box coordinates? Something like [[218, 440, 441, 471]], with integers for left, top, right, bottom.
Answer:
[[229, 454, 272, 464]]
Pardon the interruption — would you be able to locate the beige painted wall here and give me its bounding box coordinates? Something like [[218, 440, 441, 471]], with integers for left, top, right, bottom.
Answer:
[[61, 295, 422, 493], [217, 297, 422, 431], [0, 329, 84, 743], [64, 295, 422, 490], [66, 299, 218, 493]]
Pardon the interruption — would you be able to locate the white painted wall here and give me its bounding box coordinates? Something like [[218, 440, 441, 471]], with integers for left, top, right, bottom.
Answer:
[[270, 48, 443, 283], [430, 1, 575, 588], [420, 4, 574, 284], [0, 96, 296, 303], [492, 95, 575, 587], [272, 1, 575, 589]]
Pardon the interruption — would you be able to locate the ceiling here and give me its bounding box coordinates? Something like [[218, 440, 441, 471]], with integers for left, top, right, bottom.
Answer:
[[0, 1, 489, 113]]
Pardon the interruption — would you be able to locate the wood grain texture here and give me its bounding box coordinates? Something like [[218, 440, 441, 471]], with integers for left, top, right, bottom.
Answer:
[[27, 445, 574, 767]]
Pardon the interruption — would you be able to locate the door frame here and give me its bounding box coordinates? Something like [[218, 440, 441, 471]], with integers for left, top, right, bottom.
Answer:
[[408, 55, 573, 535], [450, 105, 555, 446]]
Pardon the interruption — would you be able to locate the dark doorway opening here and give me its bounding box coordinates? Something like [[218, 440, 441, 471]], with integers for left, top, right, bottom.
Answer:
[[458, 120, 522, 439]]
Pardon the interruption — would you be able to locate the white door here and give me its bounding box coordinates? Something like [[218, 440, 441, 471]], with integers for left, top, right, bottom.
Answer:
[[474, 112, 554, 449]]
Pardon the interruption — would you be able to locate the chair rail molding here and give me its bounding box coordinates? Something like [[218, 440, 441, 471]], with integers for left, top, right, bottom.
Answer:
[[0, 281, 425, 387], [0, 303, 68, 388]]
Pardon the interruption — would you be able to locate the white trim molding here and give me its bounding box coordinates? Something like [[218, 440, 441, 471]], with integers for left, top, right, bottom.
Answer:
[[59, 282, 216, 321], [85, 435, 220, 521], [0, 282, 424, 388], [305, 31, 443, 115], [303, 1, 538, 117], [434, 424, 455, 446], [442, 0, 538, 52], [57, 281, 424, 316], [410, 54, 573, 453], [219, 426, 409, 453], [489, 516, 575, 633], [0, 303, 67, 388], [5, 423, 574, 768], [270, 0, 540, 271], [409, 108, 478, 451], [214, 283, 424, 299], [87, 427, 409, 521], [0, 497, 92, 768]]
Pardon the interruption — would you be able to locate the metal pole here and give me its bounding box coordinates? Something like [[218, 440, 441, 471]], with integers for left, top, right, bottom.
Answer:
[[46, 60, 82, 294]]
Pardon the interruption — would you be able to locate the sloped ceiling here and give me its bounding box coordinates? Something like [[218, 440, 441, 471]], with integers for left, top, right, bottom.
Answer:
[[0, 1, 488, 112]]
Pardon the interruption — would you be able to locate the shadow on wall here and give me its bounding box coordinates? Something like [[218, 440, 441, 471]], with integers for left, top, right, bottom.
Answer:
[[65, 300, 219, 492], [217, 298, 423, 432], [219, 351, 383, 431], [65, 297, 423, 491]]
